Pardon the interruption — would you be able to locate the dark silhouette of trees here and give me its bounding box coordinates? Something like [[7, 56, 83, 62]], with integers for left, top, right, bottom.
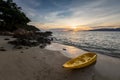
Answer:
[[0, 0, 53, 48], [0, 0, 38, 31]]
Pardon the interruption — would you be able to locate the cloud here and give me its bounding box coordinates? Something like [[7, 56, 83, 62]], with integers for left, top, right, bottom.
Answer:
[[14, 0, 120, 29]]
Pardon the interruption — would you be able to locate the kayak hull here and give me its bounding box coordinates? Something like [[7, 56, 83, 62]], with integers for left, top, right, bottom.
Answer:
[[63, 52, 97, 69]]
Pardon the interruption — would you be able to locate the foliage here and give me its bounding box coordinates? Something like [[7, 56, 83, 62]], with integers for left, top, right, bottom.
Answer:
[[0, 0, 39, 31]]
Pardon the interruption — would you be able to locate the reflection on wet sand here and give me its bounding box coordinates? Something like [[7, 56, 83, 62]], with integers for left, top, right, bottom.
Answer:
[[46, 43, 87, 58]]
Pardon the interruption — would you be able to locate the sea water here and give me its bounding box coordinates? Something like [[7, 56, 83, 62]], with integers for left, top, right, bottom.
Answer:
[[52, 31, 120, 58]]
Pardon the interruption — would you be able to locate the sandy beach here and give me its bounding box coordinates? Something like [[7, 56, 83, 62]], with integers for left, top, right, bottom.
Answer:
[[0, 36, 120, 80]]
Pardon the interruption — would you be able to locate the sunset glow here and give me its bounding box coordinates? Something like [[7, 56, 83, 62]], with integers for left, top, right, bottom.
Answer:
[[69, 25, 92, 31], [71, 26, 78, 31], [71, 26, 77, 29], [15, 0, 120, 30]]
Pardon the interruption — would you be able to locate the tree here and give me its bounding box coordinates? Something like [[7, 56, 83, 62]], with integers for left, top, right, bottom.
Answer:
[[0, 0, 31, 31]]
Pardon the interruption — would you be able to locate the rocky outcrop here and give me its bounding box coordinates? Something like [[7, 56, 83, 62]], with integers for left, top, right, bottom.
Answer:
[[8, 29, 53, 48]]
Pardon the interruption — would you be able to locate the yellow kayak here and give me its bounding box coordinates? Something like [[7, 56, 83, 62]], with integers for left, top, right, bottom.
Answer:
[[63, 52, 97, 69]]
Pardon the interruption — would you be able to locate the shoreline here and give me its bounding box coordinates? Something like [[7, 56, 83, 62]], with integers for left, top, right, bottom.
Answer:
[[53, 41, 120, 58], [0, 36, 120, 80], [45, 43, 87, 58]]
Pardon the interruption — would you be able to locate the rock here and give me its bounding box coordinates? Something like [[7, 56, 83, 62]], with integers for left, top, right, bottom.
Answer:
[[15, 46, 23, 49], [0, 31, 13, 36], [8, 29, 52, 48], [63, 48, 66, 50], [4, 38, 10, 40], [25, 47, 29, 49], [32, 56, 36, 59], [13, 28, 28, 38], [20, 51, 24, 53], [5, 32, 14, 36], [39, 44, 46, 49], [0, 48, 7, 51], [0, 47, 4, 48]]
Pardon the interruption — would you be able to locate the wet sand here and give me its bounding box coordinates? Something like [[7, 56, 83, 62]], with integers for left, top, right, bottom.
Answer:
[[0, 36, 120, 80]]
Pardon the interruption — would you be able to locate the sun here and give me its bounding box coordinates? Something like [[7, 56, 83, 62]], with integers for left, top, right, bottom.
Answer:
[[70, 23, 78, 29], [71, 26, 77, 29], [71, 26, 78, 31], [70, 25, 92, 31]]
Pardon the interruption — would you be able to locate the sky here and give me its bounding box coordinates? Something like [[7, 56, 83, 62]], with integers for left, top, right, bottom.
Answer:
[[14, 0, 120, 30]]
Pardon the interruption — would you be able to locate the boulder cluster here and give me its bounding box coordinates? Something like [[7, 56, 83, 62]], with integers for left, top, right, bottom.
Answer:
[[0, 29, 53, 48]]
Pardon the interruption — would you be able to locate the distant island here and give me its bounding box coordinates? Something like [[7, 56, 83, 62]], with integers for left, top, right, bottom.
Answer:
[[89, 28, 120, 31], [49, 28, 120, 32]]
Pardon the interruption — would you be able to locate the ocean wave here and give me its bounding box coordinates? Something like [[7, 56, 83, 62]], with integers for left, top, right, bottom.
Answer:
[[52, 31, 120, 58]]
